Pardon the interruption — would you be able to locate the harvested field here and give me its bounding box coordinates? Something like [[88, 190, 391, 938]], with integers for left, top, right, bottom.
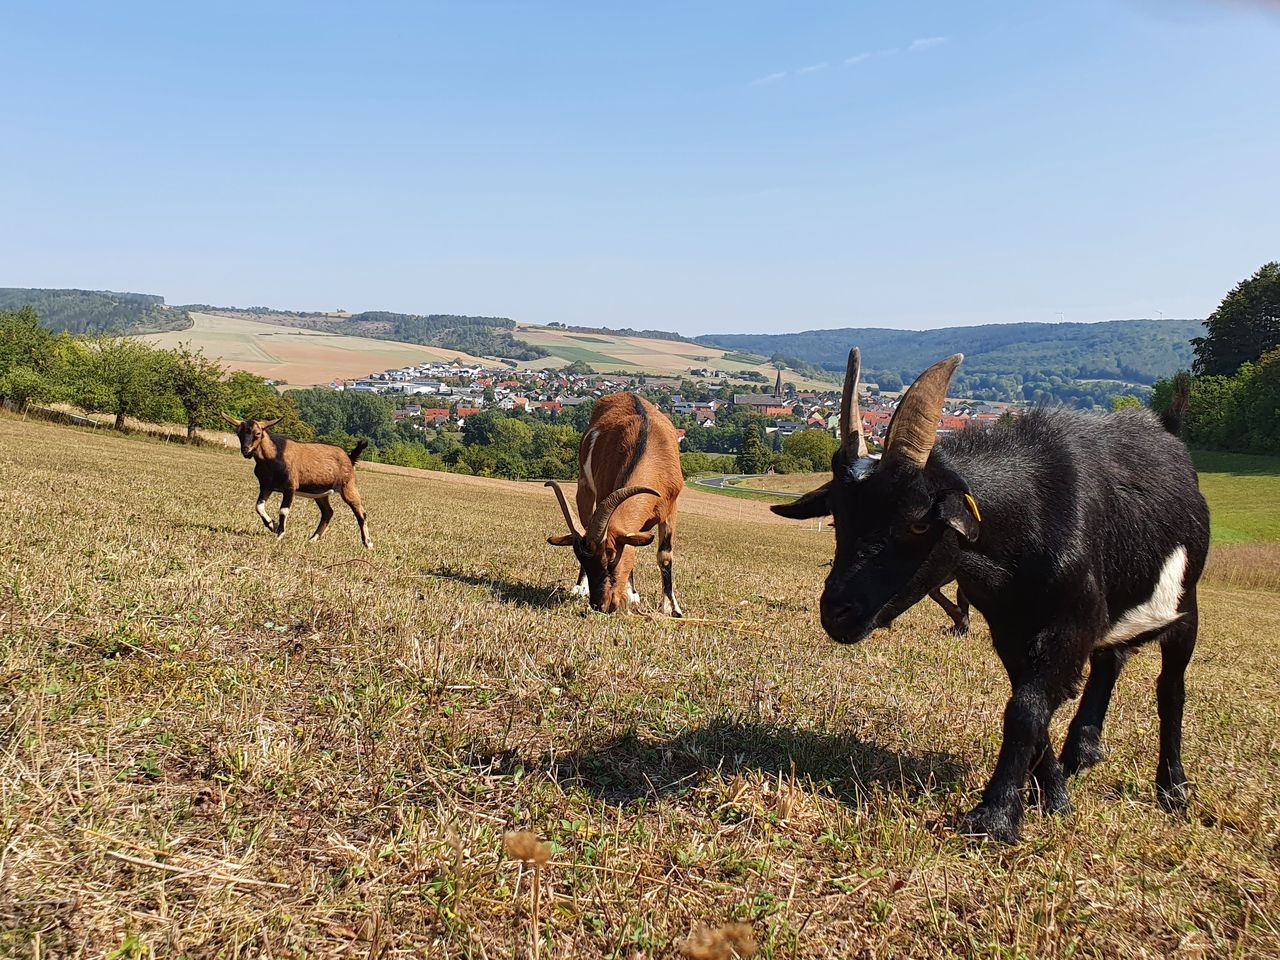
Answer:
[[513, 326, 834, 388], [1, 415, 1277, 958], [140, 313, 492, 387]]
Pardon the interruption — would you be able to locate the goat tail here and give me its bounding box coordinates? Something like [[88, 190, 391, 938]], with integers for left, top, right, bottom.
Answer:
[[348, 439, 370, 463], [1160, 370, 1191, 436]]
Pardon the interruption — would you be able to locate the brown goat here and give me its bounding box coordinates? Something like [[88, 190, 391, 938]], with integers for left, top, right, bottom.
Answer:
[[221, 414, 371, 548], [545, 393, 684, 615]]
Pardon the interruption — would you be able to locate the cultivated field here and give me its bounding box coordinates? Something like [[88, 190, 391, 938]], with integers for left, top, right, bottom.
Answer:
[[513, 326, 833, 389], [141, 314, 492, 387], [2, 416, 1278, 958]]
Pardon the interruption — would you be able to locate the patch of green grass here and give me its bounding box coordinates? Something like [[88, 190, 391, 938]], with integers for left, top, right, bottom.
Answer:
[[1192, 449, 1280, 544], [719, 350, 768, 365]]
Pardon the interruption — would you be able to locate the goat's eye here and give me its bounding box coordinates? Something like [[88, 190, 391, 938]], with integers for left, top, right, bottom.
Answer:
[[909, 521, 931, 536]]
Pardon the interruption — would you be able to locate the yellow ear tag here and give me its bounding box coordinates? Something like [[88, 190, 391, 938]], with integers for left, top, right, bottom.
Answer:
[[964, 493, 982, 523]]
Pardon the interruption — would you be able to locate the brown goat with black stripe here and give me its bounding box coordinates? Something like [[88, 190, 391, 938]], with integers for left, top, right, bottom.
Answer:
[[222, 414, 372, 549], [545, 393, 684, 615]]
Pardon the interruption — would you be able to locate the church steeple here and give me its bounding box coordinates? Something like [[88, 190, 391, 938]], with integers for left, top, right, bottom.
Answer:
[[774, 367, 783, 397]]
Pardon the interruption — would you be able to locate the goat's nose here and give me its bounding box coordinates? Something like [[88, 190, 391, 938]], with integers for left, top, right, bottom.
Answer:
[[820, 601, 869, 645]]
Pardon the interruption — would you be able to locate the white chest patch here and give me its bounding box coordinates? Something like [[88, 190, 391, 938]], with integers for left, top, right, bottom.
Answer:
[[1099, 545, 1188, 648], [581, 430, 599, 495]]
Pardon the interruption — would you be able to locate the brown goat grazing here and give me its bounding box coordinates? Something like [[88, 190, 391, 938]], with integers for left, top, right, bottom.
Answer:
[[221, 414, 372, 548], [545, 393, 683, 615]]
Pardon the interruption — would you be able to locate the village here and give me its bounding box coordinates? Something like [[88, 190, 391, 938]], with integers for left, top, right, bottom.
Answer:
[[328, 358, 1016, 453]]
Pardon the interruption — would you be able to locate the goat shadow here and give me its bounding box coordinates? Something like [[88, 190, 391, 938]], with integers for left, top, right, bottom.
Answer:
[[424, 564, 571, 610], [548, 718, 968, 808]]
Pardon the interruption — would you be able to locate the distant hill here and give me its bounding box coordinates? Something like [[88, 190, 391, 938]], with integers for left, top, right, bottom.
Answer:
[[699, 319, 1204, 407], [0, 288, 190, 336], [178, 305, 549, 362]]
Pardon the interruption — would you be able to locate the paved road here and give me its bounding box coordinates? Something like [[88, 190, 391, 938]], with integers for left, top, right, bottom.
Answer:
[[692, 474, 799, 498]]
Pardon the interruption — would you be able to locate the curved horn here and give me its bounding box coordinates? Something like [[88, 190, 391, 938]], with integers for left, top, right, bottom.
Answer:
[[838, 348, 868, 458], [883, 354, 963, 469], [220, 412, 243, 428], [586, 485, 659, 547], [544, 480, 582, 539]]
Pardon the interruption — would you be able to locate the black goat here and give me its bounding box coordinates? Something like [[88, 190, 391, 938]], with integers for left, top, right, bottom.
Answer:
[[773, 349, 1208, 843]]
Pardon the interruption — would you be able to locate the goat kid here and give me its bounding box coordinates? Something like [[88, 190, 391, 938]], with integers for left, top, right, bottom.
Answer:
[[222, 414, 372, 549], [773, 349, 1208, 843], [545, 393, 684, 615]]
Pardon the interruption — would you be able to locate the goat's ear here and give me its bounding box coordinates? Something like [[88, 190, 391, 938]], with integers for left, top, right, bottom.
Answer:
[[771, 483, 832, 520], [220, 412, 243, 428], [547, 534, 577, 547], [940, 490, 981, 542], [260, 417, 283, 429], [619, 531, 656, 547]]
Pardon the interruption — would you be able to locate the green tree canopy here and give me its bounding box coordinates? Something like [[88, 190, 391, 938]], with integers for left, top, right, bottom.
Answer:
[[78, 336, 177, 430], [1193, 262, 1280, 376], [781, 428, 838, 472], [736, 424, 770, 473], [168, 342, 226, 438]]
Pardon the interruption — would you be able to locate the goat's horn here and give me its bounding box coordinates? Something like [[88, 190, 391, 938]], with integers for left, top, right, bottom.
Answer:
[[586, 485, 659, 548], [883, 354, 962, 469], [220, 412, 243, 428], [839, 348, 868, 458], [544, 481, 582, 539], [261, 416, 283, 429]]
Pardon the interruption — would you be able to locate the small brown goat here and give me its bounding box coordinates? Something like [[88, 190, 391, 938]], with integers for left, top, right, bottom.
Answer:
[[221, 414, 371, 548], [545, 393, 683, 615]]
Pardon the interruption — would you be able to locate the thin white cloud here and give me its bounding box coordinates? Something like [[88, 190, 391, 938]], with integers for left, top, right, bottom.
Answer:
[[909, 36, 948, 52], [753, 37, 949, 86]]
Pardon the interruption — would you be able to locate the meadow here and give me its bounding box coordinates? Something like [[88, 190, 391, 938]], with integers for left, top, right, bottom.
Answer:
[[2, 415, 1278, 958], [141, 314, 492, 387]]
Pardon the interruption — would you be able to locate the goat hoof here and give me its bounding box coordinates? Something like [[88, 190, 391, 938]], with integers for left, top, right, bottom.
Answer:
[[958, 804, 1021, 845], [948, 623, 969, 638], [1060, 730, 1105, 776], [1157, 780, 1192, 813], [1028, 783, 1072, 816]]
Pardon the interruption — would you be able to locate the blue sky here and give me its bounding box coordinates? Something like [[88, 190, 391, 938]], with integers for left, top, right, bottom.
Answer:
[[2, 1, 1277, 333]]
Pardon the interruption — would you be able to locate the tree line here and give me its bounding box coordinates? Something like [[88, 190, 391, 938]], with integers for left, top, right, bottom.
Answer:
[[1143, 262, 1279, 454], [0, 288, 190, 336]]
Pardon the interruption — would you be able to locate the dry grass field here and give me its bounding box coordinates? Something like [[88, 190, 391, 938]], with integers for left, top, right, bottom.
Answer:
[[513, 327, 833, 389], [2, 415, 1278, 958], [141, 314, 492, 387]]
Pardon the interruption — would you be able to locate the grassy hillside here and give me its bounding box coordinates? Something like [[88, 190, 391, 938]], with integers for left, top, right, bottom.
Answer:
[[141, 313, 493, 386], [0, 287, 190, 335], [514, 324, 834, 387], [701, 319, 1204, 405], [2, 414, 1277, 957]]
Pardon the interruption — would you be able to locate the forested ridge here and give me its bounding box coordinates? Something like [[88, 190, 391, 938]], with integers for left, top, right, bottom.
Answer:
[[701, 319, 1202, 405], [0, 288, 190, 336]]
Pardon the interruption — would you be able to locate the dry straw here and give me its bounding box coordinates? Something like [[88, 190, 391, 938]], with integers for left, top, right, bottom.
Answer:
[[676, 922, 758, 960], [504, 830, 552, 958]]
